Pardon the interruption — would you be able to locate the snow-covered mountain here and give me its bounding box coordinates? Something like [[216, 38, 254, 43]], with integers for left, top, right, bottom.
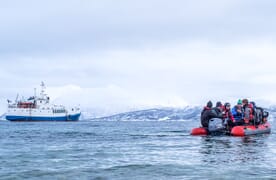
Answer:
[[84, 105, 276, 121], [89, 106, 202, 121], [0, 113, 6, 121]]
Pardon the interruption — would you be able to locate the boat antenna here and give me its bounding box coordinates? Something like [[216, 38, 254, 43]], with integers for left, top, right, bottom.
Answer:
[[34, 88, 37, 98], [15, 93, 19, 103], [40, 81, 46, 96]]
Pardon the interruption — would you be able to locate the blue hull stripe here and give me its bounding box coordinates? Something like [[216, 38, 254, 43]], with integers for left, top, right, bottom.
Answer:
[[6, 113, 81, 121]]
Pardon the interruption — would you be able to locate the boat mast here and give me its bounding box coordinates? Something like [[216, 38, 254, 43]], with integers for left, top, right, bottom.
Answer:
[[40, 81, 48, 101], [40, 81, 45, 97], [34, 88, 37, 98], [15, 94, 19, 103]]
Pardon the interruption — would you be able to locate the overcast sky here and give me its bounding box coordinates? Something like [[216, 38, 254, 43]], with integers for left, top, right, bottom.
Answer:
[[1, 0, 276, 115]]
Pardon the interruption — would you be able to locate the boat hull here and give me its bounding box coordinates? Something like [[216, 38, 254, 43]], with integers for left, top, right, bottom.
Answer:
[[191, 127, 208, 136], [6, 113, 81, 121], [191, 122, 271, 136], [190, 127, 226, 136], [230, 122, 271, 136]]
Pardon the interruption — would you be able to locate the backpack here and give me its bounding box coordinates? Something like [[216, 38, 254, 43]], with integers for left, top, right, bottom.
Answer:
[[254, 107, 263, 125]]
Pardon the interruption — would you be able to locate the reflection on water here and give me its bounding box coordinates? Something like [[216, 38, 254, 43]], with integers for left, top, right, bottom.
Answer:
[[199, 135, 269, 164]]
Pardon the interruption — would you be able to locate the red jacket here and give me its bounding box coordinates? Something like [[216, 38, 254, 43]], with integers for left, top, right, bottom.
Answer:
[[244, 103, 254, 123], [222, 106, 235, 122]]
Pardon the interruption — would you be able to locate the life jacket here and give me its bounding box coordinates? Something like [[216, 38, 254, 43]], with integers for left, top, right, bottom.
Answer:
[[222, 106, 235, 122], [244, 103, 254, 124], [201, 106, 212, 116]]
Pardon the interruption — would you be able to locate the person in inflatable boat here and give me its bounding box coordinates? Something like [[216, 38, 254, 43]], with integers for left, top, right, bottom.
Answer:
[[222, 102, 235, 129], [200, 101, 223, 128], [231, 99, 244, 125], [242, 99, 254, 124], [213, 101, 224, 115], [250, 101, 267, 125]]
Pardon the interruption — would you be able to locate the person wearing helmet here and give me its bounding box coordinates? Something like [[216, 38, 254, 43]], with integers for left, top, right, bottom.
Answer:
[[200, 101, 213, 116], [237, 99, 242, 105], [222, 102, 235, 129], [200, 101, 223, 128], [231, 99, 244, 125], [200, 101, 213, 127], [212, 101, 224, 116], [222, 103, 234, 120], [242, 99, 254, 124], [215, 101, 223, 108]]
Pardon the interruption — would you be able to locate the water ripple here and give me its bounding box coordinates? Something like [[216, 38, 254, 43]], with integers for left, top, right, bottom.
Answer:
[[0, 120, 275, 179]]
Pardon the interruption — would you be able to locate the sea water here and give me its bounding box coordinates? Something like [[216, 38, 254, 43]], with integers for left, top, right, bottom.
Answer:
[[0, 119, 275, 179]]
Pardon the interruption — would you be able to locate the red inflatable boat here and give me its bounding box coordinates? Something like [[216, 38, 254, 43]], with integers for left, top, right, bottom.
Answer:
[[230, 122, 271, 136], [191, 127, 209, 136], [191, 122, 271, 136]]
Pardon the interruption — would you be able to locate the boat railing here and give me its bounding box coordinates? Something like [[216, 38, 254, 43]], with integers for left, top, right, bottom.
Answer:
[[8, 104, 17, 108]]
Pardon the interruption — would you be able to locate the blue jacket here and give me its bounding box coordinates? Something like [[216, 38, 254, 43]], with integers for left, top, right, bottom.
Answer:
[[231, 105, 243, 121]]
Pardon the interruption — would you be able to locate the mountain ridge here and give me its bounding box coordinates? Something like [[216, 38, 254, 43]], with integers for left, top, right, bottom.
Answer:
[[85, 105, 276, 121], [89, 106, 202, 121]]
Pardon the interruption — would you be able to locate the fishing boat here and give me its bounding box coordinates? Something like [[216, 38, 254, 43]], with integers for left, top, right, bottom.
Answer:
[[6, 82, 81, 121]]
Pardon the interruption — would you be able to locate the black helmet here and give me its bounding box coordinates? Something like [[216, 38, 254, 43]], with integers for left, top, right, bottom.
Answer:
[[216, 101, 222, 107], [207, 101, 213, 108], [224, 102, 231, 107], [250, 101, 256, 107]]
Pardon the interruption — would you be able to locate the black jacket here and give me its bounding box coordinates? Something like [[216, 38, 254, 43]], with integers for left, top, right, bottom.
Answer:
[[201, 107, 223, 128]]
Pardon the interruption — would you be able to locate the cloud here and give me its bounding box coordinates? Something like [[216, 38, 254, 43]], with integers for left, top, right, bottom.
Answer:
[[1, 1, 276, 115], [1, 40, 276, 115], [1, 0, 276, 55]]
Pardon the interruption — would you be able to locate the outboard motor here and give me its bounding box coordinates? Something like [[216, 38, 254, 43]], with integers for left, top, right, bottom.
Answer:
[[208, 118, 224, 135]]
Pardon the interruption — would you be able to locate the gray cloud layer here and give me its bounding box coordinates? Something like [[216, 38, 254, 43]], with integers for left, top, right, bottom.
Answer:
[[1, 0, 276, 54], [1, 0, 276, 114]]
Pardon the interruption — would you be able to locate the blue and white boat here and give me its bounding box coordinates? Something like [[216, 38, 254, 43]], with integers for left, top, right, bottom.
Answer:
[[6, 82, 81, 121]]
